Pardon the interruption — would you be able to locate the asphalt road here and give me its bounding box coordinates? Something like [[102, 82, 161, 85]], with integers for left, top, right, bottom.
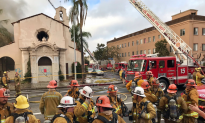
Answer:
[[8, 72, 186, 123]]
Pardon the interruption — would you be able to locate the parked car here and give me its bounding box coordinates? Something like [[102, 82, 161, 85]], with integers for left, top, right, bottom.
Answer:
[[92, 69, 104, 76], [88, 68, 93, 74]]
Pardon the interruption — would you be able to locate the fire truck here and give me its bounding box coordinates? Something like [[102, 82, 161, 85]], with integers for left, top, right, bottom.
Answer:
[[125, 54, 205, 91], [126, 0, 205, 91], [115, 62, 128, 73]]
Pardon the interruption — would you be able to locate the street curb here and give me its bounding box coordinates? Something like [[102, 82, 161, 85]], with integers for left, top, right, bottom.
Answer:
[[9, 81, 122, 91]]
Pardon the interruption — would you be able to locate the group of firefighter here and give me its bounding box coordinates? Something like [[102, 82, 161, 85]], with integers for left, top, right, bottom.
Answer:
[[0, 67, 204, 123]]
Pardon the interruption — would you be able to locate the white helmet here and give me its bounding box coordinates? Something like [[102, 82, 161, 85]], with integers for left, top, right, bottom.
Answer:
[[81, 86, 93, 98], [57, 96, 76, 108], [132, 87, 146, 97]]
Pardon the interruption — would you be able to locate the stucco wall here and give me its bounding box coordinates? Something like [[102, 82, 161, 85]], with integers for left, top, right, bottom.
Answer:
[[0, 43, 22, 78]]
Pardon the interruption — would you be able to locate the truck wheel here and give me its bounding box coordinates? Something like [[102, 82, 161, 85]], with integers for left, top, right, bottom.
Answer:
[[159, 79, 169, 92]]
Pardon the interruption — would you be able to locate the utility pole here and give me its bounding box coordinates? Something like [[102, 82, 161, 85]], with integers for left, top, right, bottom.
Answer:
[[73, 15, 77, 80]]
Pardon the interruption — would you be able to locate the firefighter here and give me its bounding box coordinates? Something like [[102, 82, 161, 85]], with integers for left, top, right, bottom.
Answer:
[[146, 71, 154, 86], [141, 81, 157, 103], [14, 72, 21, 97], [64, 80, 80, 99], [5, 95, 39, 123], [51, 96, 76, 123], [159, 84, 187, 123], [192, 68, 197, 82], [150, 79, 164, 123], [74, 86, 96, 123], [0, 88, 14, 123], [92, 96, 126, 123], [182, 79, 199, 123], [130, 87, 156, 123], [2, 71, 9, 89], [39, 80, 62, 120], [119, 68, 123, 80], [196, 67, 204, 86], [107, 85, 128, 117], [126, 72, 143, 93]]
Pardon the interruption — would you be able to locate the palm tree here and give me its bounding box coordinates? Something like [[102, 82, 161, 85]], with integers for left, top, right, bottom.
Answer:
[[65, 0, 88, 82], [70, 24, 91, 50], [0, 9, 13, 47]]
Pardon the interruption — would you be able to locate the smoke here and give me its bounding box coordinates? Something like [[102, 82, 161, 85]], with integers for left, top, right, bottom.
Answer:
[[0, 0, 27, 33]]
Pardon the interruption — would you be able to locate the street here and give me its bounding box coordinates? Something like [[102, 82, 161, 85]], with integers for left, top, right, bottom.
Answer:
[[8, 72, 186, 123]]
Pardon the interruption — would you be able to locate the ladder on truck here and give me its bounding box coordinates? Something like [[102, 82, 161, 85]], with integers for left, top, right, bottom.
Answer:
[[83, 43, 99, 69], [128, 0, 203, 73]]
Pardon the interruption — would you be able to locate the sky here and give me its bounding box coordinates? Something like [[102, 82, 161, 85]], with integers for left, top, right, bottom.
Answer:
[[1, 0, 205, 54]]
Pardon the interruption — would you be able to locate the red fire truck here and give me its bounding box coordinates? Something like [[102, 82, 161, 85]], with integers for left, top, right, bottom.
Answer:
[[115, 63, 128, 73], [125, 54, 205, 91]]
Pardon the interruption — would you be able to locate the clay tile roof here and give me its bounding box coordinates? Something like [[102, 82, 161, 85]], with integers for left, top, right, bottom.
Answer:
[[11, 13, 70, 28]]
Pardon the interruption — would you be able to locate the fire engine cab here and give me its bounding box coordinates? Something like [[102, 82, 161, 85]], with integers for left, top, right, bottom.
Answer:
[[125, 54, 204, 91]]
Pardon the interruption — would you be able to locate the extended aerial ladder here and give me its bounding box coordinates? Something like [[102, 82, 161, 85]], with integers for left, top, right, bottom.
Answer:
[[128, 0, 204, 74], [83, 44, 99, 69]]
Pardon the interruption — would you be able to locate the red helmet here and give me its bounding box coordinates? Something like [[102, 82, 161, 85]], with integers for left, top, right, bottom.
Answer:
[[186, 79, 197, 87], [47, 80, 57, 88], [96, 96, 113, 108], [141, 81, 150, 89], [107, 85, 118, 93], [146, 71, 153, 76], [0, 88, 10, 97], [135, 72, 142, 78], [152, 79, 159, 85], [167, 84, 177, 93], [70, 80, 80, 87]]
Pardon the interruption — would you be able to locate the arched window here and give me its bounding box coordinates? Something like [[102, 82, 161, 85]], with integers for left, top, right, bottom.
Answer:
[[38, 57, 52, 66], [0, 57, 15, 76], [37, 31, 49, 41]]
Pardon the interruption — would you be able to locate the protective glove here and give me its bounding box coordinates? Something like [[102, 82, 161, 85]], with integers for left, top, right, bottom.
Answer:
[[85, 98, 91, 104], [141, 112, 146, 119]]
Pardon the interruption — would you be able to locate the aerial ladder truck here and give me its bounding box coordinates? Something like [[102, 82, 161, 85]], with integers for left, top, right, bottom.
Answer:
[[128, 0, 204, 74]]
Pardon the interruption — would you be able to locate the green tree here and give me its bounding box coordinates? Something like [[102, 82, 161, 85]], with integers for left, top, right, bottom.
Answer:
[[93, 44, 120, 60], [0, 9, 13, 47], [70, 24, 91, 50], [93, 43, 106, 60], [24, 55, 32, 82], [65, 0, 88, 83], [106, 46, 120, 60], [155, 39, 170, 57]]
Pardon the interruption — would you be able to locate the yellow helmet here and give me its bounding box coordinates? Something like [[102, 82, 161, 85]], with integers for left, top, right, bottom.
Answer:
[[4, 71, 7, 74], [14, 95, 29, 109], [197, 67, 201, 71], [137, 80, 145, 87]]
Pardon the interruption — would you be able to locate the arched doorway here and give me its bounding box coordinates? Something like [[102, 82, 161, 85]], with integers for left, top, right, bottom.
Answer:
[[0, 57, 15, 77], [38, 57, 52, 82]]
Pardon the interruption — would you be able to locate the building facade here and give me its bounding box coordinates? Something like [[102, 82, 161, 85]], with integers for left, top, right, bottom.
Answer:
[[0, 6, 81, 83], [107, 9, 205, 64]]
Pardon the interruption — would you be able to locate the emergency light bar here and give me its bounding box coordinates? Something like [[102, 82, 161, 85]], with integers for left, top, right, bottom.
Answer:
[[132, 54, 146, 58]]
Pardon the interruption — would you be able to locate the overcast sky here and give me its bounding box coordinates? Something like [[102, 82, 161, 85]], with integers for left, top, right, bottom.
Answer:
[[1, 0, 205, 54]]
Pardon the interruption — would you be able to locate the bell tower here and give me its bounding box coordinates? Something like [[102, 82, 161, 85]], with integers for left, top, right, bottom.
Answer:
[[54, 6, 69, 26]]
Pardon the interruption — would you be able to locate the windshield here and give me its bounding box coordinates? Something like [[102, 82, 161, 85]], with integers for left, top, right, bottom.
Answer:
[[127, 60, 145, 71]]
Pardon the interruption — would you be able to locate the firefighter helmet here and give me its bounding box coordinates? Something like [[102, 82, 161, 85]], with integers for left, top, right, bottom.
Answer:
[[70, 80, 80, 87], [132, 87, 146, 97], [96, 96, 113, 108], [57, 96, 76, 108], [167, 84, 177, 93], [47, 80, 57, 88], [81, 86, 93, 98], [196, 67, 201, 72], [107, 85, 118, 93], [152, 79, 160, 85], [14, 95, 29, 109], [0, 88, 10, 97], [134, 72, 142, 78], [146, 71, 153, 76], [141, 81, 150, 89], [186, 79, 197, 87]]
